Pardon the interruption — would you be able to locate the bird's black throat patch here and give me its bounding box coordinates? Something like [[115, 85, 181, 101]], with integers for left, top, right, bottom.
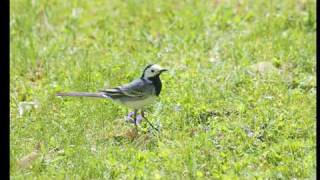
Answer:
[[147, 75, 162, 96]]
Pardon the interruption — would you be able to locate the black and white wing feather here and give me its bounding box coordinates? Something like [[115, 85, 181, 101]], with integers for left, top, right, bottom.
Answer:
[[100, 79, 155, 99]]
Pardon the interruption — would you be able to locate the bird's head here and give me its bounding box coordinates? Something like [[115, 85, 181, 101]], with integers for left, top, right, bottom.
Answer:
[[141, 64, 168, 79]]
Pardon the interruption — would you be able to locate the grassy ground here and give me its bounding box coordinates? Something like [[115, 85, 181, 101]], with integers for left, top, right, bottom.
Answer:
[[10, 0, 316, 179]]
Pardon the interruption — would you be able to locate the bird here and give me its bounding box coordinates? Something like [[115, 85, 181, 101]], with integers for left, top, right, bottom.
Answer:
[[56, 64, 168, 132]]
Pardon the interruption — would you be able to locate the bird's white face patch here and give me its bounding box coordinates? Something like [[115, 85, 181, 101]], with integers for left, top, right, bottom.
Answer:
[[143, 64, 167, 78]]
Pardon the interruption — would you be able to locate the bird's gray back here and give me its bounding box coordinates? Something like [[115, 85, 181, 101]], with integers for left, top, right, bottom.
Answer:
[[115, 78, 156, 108], [100, 78, 156, 108], [119, 78, 155, 96]]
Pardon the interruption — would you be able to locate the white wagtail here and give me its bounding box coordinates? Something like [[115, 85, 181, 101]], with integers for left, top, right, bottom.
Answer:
[[56, 64, 168, 131]]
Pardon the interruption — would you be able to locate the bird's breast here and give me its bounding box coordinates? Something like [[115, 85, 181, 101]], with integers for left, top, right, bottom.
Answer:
[[122, 96, 157, 109]]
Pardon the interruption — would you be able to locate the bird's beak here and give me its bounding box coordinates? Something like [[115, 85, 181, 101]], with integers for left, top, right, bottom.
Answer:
[[160, 68, 168, 73]]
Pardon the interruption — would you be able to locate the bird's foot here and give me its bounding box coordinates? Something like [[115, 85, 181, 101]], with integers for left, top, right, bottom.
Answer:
[[126, 111, 143, 124]]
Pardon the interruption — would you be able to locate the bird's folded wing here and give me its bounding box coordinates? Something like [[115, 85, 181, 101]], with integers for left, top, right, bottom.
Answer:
[[100, 87, 144, 98], [121, 89, 145, 97], [100, 79, 151, 98]]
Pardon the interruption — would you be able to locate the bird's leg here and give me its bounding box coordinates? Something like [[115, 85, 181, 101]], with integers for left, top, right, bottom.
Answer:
[[133, 109, 138, 132], [141, 110, 159, 132]]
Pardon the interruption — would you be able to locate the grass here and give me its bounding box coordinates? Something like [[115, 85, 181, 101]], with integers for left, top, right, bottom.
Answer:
[[10, 0, 316, 179]]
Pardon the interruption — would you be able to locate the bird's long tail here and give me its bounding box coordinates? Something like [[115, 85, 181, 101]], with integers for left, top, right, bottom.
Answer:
[[56, 92, 107, 98]]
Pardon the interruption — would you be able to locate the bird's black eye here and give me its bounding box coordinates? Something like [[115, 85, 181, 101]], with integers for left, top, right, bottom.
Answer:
[[151, 70, 155, 73]]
